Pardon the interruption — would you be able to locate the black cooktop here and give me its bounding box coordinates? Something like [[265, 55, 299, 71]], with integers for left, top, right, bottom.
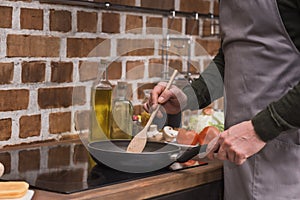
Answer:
[[0, 140, 207, 194]]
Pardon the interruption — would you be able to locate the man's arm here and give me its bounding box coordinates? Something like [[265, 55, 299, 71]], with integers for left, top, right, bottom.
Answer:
[[252, 81, 300, 141], [183, 47, 225, 110]]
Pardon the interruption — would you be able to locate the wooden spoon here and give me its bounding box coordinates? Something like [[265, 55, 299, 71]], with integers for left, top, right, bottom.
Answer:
[[127, 70, 178, 153]]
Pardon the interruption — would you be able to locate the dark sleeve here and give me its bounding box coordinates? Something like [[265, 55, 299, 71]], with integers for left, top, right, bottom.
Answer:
[[183, 47, 225, 110], [252, 0, 300, 141], [252, 81, 300, 141]]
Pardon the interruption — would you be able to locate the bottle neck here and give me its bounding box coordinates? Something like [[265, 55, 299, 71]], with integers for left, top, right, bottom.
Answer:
[[96, 67, 112, 89], [102, 68, 108, 81], [116, 88, 127, 99], [115, 82, 130, 101]]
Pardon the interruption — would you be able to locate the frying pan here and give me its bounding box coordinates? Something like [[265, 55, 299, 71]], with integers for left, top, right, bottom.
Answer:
[[88, 140, 201, 173]]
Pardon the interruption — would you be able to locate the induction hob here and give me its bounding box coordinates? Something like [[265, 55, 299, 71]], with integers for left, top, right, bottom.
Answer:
[[0, 140, 207, 194]]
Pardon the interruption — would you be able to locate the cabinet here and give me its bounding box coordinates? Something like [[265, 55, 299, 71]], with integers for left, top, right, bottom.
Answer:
[[149, 180, 223, 200]]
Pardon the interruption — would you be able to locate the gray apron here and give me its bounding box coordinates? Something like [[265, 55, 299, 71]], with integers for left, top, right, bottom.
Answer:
[[220, 0, 300, 199]]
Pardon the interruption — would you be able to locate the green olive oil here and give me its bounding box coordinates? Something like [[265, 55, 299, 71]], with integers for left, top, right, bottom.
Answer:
[[91, 87, 112, 141]]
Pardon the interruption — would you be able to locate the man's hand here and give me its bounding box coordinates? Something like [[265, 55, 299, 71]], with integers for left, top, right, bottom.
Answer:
[[143, 82, 187, 117], [207, 120, 266, 165]]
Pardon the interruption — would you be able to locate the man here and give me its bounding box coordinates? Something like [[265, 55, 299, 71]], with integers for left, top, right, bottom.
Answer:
[[145, 0, 300, 199]]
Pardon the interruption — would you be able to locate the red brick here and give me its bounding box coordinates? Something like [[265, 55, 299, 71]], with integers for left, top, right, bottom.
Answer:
[[168, 18, 182, 34], [50, 9, 71, 32], [73, 86, 86, 105], [186, 18, 199, 36], [158, 39, 169, 56], [148, 59, 164, 78], [74, 110, 90, 131], [0, 6, 12, 28], [48, 145, 70, 168], [195, 39, 209, 56], [19, 115, 41, 138], [107, 61, 122, 80], [195, 39, 221, 56], [49, 112, 71, 134], [77, 11, 97, 33], [137, 83, 156, 100], [141, 0, 174, 10], [20, 8, 43, 30], [161, 39, 190, 56], [0, 63, 14, 84], [168, 59, 183, 73], [117, 39, 154, 56], [78, 61, 98, 81], [202, 19, 210, 37], [18, 149, 40, 172], [38, 87, 73, 109], [22, 61, 45, 83], [0, 119, 12, 141], [203, 18, 219, 37], [126, 15, 143, 33], [180, 0, 210, 13], [7, 34, 60, 57], [0, 90, 29, 111], [94, 0, 135, 6], [126, 61, 145, 80], [102, 12, 120, 33], [51, 61, 73, 83], [214, 1, 219, 15], [0, 152, 11, 174], [67, 38, 110, 58], [146, 17, 162, 34], [189, 60, 200, 74]]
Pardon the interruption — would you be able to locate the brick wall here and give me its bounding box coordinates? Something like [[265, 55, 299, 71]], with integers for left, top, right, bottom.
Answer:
[[0, 0, 220, 146]]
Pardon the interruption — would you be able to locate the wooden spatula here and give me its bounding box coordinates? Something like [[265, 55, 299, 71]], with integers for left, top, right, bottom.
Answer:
[[127, 70, 178, 153]]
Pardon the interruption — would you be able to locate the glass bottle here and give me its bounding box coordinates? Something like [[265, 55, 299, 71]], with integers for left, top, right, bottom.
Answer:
[[110, 81, 133, 139], [90, 62, 112, 141]]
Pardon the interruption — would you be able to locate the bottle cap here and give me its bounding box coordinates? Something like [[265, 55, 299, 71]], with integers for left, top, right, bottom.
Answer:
[[132, 115, 139, 121], [149, 124, 158, 132]]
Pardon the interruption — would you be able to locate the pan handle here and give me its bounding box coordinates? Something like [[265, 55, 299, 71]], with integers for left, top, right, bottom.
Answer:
[[176, 145, 200, 163]]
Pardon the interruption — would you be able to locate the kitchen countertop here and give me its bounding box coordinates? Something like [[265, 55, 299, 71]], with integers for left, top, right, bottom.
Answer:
[[32, 160, 223, 200], [0, 139, 223, 200]]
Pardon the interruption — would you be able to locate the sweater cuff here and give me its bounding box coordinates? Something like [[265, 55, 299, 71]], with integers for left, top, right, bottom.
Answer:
[[182, 76, 212, 110], [251, 106, 285, 142], [182, 85, 201, 110]]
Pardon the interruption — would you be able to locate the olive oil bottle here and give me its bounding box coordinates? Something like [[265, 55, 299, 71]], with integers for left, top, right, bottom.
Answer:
[[110, 82, 133, 139], [90, 63, 112, 141]]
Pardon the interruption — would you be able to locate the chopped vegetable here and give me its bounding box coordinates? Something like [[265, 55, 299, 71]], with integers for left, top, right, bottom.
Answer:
[[176, 128, 199, 145], [198, 126, 220, 145]]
